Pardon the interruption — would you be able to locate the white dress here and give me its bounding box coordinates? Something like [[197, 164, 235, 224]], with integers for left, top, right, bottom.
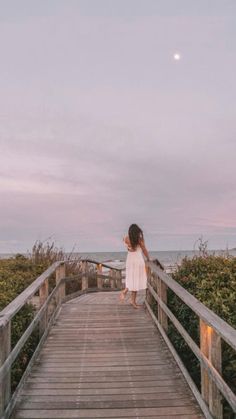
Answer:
[[125, 245, 147, 291]]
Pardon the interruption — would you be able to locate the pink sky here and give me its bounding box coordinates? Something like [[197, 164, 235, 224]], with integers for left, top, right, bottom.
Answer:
[[0, 1, 236, 252]]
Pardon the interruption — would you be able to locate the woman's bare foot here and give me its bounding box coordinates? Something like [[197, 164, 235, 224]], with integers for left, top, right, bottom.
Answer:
[[119, 291, 125, 302], [130, 301, 140, 309]]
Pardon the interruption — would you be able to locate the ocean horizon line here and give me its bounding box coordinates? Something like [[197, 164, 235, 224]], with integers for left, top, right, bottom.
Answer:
[[0, 247, 235, 256]]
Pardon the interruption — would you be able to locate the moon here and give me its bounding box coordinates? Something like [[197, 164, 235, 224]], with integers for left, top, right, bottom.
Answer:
[[173, 53, 181, 61]]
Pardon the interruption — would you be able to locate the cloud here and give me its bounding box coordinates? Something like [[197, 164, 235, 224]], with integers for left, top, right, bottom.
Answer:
[[0, 3, 236, 252]]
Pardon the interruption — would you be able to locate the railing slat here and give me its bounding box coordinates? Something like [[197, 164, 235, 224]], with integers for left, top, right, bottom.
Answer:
[[147, 281, 236, 413], [0, 321, 11, 416], [157, 277, 168, 332], [97, 264, 103, 289], [148, 262, 236, 351], [56, 263, 66, 304], [0, 261, 62, 328], [39, 279, 49, 337], [0, 277, 64, 383], [0, 258, 125, 419], [145, 299, 213, 419], [81, 261, 88, 291], [200, 320, 223, 418], [80, 258, 123, 271]]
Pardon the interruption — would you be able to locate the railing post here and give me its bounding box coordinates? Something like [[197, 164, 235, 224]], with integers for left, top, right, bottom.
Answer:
[[110, 269, 116, 288], [116, 271, 122, 289], [81, 261, 88, 291], [97, 264, 103, 289], [56, 263, 66, 304], [39, 279, 49, 337], [0, 321, 11, 416], [157, 277, 168, 332], [200, 319, 222, 419], [146, 265, 153, 306]]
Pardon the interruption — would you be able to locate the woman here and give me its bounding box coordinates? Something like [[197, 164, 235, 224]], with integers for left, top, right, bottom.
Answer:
[[120, 224, 150, 308]]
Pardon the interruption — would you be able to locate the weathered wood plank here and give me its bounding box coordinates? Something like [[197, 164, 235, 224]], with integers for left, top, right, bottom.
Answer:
[[0, 261, 62, 327], [12, 292, 204, 419], [17, 398, 195, 410], [24, 379, 186, 389], [147, 282, 236, 414], [0, 321, 11, 416], [15, 406, 202, 418], [18, 393, 192, 402], [22, 388, 192, 400], [148, 262, 236, 351]]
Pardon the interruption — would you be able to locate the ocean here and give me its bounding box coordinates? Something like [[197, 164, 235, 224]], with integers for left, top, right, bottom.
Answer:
[[1, 249, 234, 270], [78, 249, 236, 270]]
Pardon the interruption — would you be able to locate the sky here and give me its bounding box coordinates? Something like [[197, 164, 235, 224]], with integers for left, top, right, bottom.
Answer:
[[0, 0, 236, 253]]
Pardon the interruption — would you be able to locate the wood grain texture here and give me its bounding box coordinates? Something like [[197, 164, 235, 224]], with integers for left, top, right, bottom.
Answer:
[[13, 292, 204, 419], [147, 262, 236, 351]]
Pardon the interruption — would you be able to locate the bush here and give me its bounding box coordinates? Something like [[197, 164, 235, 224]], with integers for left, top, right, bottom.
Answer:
[[0, 241, 82, 393], [168, 254, 236, 418], [0, 255, 43, 391]]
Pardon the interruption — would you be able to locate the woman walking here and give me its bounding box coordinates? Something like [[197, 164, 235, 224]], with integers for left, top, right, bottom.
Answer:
[[120, 224, 150, 308]]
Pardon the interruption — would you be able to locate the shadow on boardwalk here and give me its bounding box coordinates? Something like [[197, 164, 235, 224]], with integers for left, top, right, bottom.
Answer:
[[13, 292, 204, 418]]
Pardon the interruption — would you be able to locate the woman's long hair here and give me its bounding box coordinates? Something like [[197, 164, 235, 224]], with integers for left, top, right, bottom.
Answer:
[[128, 224, 144, 250]]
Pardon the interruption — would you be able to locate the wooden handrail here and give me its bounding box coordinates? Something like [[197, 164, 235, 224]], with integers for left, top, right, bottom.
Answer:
[[79, 258, 124, 271], [0, 259, 123, 419], [0, 277, 64, 382], [0, 261, 63, 328], [147, 262, 236, 350], [146, 261, 236, 418]]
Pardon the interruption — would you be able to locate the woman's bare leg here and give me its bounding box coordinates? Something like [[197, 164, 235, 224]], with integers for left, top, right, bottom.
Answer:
[[130, 291, 139, 308], [120, 287, 128, 302]]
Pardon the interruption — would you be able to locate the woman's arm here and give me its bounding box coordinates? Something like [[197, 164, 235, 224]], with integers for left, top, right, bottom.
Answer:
[[139, 239, 150, 261], [123, 236, 129, 245]]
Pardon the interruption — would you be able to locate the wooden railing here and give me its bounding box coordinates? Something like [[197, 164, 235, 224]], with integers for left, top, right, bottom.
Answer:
[[2, 257, 235, 419], [0, 259, 123, 419], [145, 261, 236, 419]]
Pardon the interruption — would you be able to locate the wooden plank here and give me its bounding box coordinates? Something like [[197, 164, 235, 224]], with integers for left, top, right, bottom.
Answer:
[[17, 398, 195, 410], [96, 264, 103, 289], [145, 300, 213, 419], [148, 262, 236, 351], [12, 291, 204, 419], [56, 263, 66, 303], [39, 279, 49, 337], [0, 261, 62, 327], [15, 406, 201, 418], [200, 320, 223, 419], [0, 320, 11, 416], [116, 270, 122, 288], [81, 261, 88, 291], [80, 259, 123, 272], [38, 361, 173, 368], [24, 379, 186, 389], [200, 320, 210, 404], [157, 277, 168, 332], [209, 329, 222, 418], [18, 393, 192, 402], [3, 304, 61, 419], [0, 279, 63, 384], [147, 281, 236, 413]]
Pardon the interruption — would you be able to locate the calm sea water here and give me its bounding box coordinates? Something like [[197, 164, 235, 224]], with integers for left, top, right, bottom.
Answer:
[[2, 250, 234, 269], [78, 249, 236, 269]]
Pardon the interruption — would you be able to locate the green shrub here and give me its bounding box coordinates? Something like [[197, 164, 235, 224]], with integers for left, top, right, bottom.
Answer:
[[168, 254, 236, 418], [0, 241, 81, 393]]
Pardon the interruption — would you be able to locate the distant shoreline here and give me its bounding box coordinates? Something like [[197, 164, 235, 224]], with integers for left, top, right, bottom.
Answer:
[[1, 248, 235, 256], [1, 249, 235, 268]]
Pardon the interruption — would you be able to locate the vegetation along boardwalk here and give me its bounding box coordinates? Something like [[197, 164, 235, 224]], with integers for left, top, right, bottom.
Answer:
[[0, 259, 235, 418], [13, 292, 203, 418]]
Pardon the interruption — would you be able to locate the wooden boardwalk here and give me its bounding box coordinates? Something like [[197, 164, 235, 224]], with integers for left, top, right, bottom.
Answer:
[[14, 292, 204, 418]]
